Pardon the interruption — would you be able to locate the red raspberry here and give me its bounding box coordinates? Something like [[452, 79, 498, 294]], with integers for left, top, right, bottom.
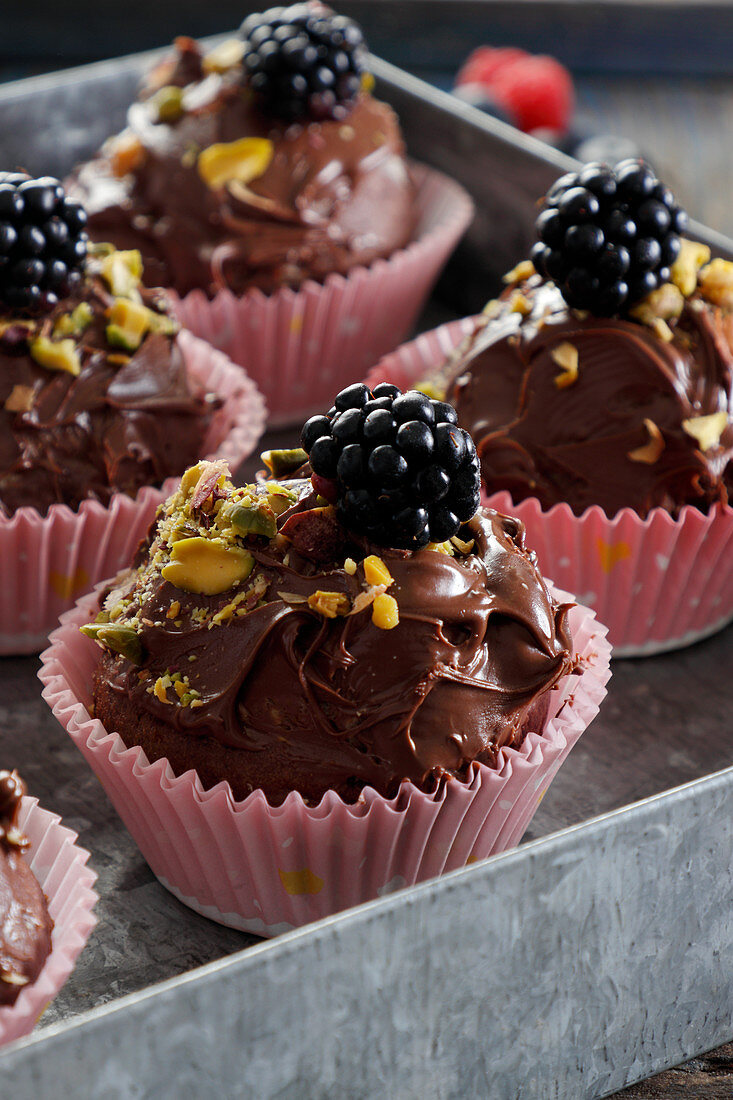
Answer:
[[455, 46, 528, 88], [488, 55, 574, 134]]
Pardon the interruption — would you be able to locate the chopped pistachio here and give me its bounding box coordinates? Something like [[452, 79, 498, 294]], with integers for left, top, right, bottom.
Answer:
[[197, 137, 274, 190], [30, 336, 81, 376], [100, 250, 144, 298], [106, 297, 152, 351], [682, 411, 728, 451], [4, 384, 34, 413], [229, 502, 277, 540], [80, 623, 143, 664], [161, 537, 254, 596], [698, 258, 733, 310], [307, 590, 350, 618], [261, 448, 308, 478], [343, 558, 357, 576], [151, 85, 185, 124], [503, 259, 535, 285], [671, 238, 711, 298], [627, 419, 665, 464], [550, 342, 579, 389], [108, 131, 145, 178], [372, 593, 399, 630], [629, 283, 684, 327], [202, 38, 246, 74], [363, 555, 393, 587], [54, 301, 94, 338]]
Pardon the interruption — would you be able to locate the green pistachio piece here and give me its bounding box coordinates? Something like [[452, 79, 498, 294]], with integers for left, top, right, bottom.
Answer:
[[146, 310, 180, 337], [152, 85, 185, 124], [30, 336, 81, 376], [81, 623, 143, 664], [230, 503, 277, 539], [54, 302, 94, 338], [100, 250, 143, 298], [261, 448, 308, 478], [266, 486, 297, 517]]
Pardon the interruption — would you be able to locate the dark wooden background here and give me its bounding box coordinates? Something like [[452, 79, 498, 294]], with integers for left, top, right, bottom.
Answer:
[[2, 3, 732, 1095]]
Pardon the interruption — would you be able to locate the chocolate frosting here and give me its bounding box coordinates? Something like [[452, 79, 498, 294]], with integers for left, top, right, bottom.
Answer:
[[0, 265, 219, 517], [447, 275, 733, 517], [0, 771, 53, 1006], [69, 38, 416, 297], [90, 468, 574, 805]]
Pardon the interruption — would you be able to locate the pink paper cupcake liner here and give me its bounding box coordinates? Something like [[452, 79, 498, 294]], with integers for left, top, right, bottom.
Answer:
[[367, 321, 733, 657], [0, 330, 266, 656], [169, 162, 474, 428], [39, 585, 609, 936], [0, 796, 97, 1046]]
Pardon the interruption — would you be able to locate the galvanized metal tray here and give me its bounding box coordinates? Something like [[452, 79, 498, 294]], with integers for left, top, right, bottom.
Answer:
[[0, 47, 732, 1099]]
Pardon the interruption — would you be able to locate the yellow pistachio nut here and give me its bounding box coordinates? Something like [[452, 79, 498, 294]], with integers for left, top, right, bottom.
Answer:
[[54, 301, 93, 338], [161, 537, 254, 596], [363, 555, 393, 587], [151, 85, 184, 124], [503, 260, 535, 285], [108, 131, 146, 178], [197, 138, 274, 190], [80, 623, 143, 664], [682, 411, 729, 451], [627, 419, 665, 464], [670, 238, 711, 298], [100, 250, 144, 297], [629, 283, 685, 326], [372, 593, 399, 630], [550, 342, 579, 389], [30, 336, 81, 376], [307, 591, 350, 618], [698, 258, 733, 310], [106, 297, 152, 351], [203, 38, 246, 74]]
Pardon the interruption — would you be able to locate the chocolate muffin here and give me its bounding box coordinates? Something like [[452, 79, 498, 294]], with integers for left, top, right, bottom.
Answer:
[[0, 174, 221, 517], [69, 8, 416, 298], [441, 160, 733, 518], [83, 383, 574, 807], [0, 771, 53, 1006]]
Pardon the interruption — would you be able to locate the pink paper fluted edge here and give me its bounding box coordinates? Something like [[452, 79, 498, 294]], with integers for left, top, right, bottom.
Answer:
[[39, 584, 609, 937], [0, 796, 97, 1046], [0, 330, 267, 655], [367, 320, 733, 657], [169, 161, 474, 427]]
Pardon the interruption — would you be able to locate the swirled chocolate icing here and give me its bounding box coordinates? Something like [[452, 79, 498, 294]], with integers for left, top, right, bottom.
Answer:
[[68, 37, 415, 298], [88, 463, 574, 805], [0, 770, 53, 1005], [447, 274, 733, 517], [0, 255, 220, 518]]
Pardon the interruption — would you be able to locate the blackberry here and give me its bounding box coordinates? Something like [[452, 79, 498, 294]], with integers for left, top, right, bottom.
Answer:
[[301, 383, 481, 550], [240, 4, 367, 122], [0, 172, 88, 314], [531, 159, 688, 316]]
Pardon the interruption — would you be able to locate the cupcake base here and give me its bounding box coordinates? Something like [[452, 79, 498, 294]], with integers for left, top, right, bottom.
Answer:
[[0, 330, 266, 656], [0, 797, 97, 1046], [40, 585, 609, 936], [170, 163, 474, 427]]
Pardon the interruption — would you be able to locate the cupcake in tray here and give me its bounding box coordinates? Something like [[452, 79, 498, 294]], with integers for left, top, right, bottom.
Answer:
[[0, 769, 97, 1045], [0, 172, 265, 653], [368, 160, 733, 655], [67, 5, 473, 424], [41, 383, 609, 935]]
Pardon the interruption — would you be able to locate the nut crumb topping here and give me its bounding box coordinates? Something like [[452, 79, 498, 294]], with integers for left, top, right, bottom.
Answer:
[[628, 419, 665, 464]]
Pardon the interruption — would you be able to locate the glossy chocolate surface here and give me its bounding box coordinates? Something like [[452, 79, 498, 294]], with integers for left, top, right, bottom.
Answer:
[[91, 472, 574, 805], [448, 276, 733, 517], [0, 771, 53, 1005], [0, 270, 219, 518], [69, 39, 416, 297]]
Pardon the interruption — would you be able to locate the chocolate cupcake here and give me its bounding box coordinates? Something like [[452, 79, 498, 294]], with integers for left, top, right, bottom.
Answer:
[[0, 172, 266, 653], [0, 772, 96, 1043], [67, 7, 474, 423], [368, 161, 733, 654], [0, 771, 53, 1005], [44, 384, 610, 933]]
